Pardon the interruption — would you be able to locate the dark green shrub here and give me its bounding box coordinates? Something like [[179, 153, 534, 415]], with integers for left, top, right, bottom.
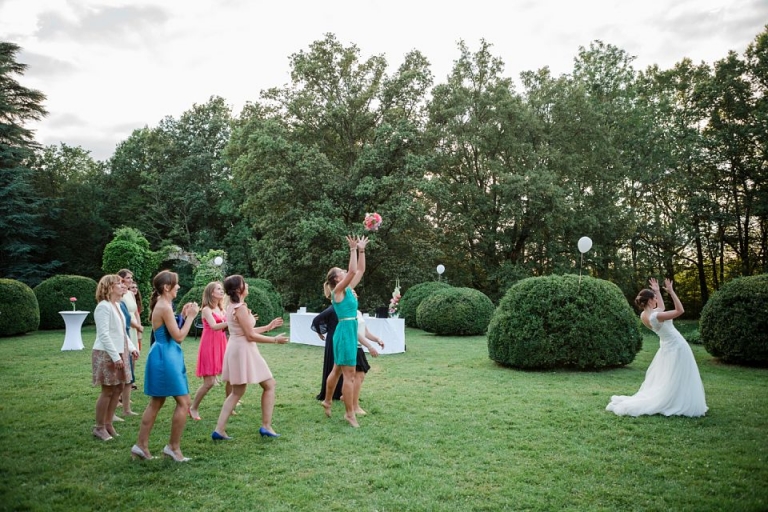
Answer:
[[244, 278, 283, 326], [0, 279, 40, 336], [700, 274, 768, 366], [399, 281, 452, 327], [34, 275, 98, 329], [176, 286, 206, 312], [487, 274, 642, 370], [417, 287, 495, 336]]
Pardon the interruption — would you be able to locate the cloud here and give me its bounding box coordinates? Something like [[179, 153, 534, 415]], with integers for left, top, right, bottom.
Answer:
[[17, 50, 77, 78], [36, 4, 170, 44]]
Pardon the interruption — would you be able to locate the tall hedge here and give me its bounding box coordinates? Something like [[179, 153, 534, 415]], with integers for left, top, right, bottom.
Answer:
[[398, 281, 452, 327], [34, 275, 98, 329], [0, 279, 40, 337], [700, 274, 768, 366], [487, 274, 642, 370], [417, 287, 495, 336]]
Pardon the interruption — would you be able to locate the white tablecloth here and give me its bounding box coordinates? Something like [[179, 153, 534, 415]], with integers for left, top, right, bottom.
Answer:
[[289, 312, 405, 354]]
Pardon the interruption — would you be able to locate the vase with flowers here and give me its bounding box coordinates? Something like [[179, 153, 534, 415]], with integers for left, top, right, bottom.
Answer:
[[388, 279, 401, 318]]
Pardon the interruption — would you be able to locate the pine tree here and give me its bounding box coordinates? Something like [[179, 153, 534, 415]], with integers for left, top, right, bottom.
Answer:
[[0, 41, 58, 285]]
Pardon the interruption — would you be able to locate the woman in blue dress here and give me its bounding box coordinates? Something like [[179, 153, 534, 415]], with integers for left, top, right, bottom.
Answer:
[[131, 270, 199, 462], [321, 235, 368, 427]]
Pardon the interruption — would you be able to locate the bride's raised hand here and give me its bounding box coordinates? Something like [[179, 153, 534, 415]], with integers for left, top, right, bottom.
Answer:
[[346, 235, 357, 250], [357, 235, 369, 251], [648, 277, 660, 292], [663, 278, 674, 293]]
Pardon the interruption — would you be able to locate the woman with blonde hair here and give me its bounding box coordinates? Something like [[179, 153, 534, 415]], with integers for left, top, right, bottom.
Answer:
[[91, 274, 134, 441], [131, 270, 199, 462], [320, 235, 368, 427], [189, 281, 229, 421], [212, 275, 287, 441]]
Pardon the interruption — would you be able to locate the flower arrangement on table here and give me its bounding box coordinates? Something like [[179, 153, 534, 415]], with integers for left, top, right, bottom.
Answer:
[[69, 297, 77, 311], [388, 279, 401, 317], [363, 212, 382, 231]]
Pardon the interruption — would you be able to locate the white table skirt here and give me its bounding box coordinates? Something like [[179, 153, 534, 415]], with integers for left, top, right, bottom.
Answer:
[[289, 312, 405, 354]]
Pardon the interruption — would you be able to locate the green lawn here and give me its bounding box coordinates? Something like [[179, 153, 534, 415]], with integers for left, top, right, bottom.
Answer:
[[0, 323, 766, 511]]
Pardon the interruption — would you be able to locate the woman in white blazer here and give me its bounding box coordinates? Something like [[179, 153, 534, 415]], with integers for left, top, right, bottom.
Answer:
[[92, 274, 136, 441]]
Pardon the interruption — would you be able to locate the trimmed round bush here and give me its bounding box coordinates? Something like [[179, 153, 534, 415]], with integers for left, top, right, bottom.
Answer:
[[0, 279, 40, 337], [700, 274, 768, 366], [398, 281, 452, 327], [34, 275, 98, 330], [177, 285, 206, 312], [487, 274, 642, 370], [417, 287, 495, 336]]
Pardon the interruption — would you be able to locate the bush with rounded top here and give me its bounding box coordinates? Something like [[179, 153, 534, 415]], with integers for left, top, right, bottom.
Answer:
[[417, 287, 495, 336], [244, 278, 283, 326], [487, 274, 642, 370], [34, 275, 98, 329], [398, 281, 452, 327], [0, 279, 40, 337], [700, 274, 768, 366]]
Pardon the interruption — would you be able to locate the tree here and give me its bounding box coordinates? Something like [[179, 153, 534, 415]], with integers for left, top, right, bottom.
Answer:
[[228, 34, 437, 309], [28, 143, 111, 279], [0, 42, 58, 285]]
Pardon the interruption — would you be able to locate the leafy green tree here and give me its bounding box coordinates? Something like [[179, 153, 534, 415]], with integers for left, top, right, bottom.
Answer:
[[28, 143, 111, 279], [228, 34, 437, 309], [425, 40, 555, 300], [0, 41, 57, 285]]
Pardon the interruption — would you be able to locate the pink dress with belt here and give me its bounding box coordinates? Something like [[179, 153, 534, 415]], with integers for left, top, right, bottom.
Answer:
[[196, 310, 228, 377]]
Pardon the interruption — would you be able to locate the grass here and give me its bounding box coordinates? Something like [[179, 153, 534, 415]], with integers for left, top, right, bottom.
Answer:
[[0, 323, 766, 511]]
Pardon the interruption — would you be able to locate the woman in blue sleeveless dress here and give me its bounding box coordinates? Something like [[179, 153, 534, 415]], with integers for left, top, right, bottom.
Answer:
[[131, 270, 200, 462], [320, 235, 368, 428]]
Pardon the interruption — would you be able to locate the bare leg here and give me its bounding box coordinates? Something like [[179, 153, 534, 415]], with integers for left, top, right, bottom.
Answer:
[[166, 394, 190, 458], [136, 396, 166, 456], [105, 383, 125, 437], [340, 365, 358, 427], [322, 365, 341, 417], [259, 378, 278, 434], [190, 375, 216, 419], [94, 385, 114, 440], [214, 384, 246, 437], [353, 371, 366, 415]]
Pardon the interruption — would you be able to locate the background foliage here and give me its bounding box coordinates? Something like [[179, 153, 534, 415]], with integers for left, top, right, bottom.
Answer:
[[3, 30, 768, 314], [33, 274, 98, 329], [700, 274, 768, 365], [0, 278, 39, 336], [487, 275, 643, 369]]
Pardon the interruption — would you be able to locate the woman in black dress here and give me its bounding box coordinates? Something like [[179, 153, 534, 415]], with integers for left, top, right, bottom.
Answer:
[[311, 306, 343, 400]]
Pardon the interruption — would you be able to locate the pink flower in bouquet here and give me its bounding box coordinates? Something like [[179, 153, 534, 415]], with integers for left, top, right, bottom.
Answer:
[[69, 297, 77, 311], [363, 212, 382, 231]]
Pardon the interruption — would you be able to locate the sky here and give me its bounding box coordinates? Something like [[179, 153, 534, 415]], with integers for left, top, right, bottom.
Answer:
[[2, 0, 766, 162]]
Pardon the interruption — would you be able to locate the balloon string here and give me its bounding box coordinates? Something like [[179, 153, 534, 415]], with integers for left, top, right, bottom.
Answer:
[[579, 253, 583, 290]]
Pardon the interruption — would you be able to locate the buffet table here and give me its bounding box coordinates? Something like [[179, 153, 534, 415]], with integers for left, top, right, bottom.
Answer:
[[289, 312, 405, 354]]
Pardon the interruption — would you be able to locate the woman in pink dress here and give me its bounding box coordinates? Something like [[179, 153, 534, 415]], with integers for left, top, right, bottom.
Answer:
[[211, 275, 288, 440], [189, 281, 229, 421]]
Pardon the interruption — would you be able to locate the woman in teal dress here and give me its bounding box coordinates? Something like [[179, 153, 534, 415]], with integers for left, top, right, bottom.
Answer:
[[131, 270, 199, 462], [321, 235, 368, 428]]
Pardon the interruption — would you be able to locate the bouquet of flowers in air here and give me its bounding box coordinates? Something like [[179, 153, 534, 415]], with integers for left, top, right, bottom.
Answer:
[[69, 297, 77, 311], [363, 212, 382, 231], [388, 279, 401, 316]]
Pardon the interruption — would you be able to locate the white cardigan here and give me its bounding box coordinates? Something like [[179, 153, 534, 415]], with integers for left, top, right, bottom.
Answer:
[[93, 300, 134, 362]]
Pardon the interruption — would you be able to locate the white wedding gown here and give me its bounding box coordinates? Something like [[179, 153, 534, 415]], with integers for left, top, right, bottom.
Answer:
[[607, 312, 707, 417]]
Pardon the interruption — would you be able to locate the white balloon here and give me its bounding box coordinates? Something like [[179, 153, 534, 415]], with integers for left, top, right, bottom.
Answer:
[[213, 256, 224, 266], [436, 264, 445, 275], [577, 237, 592, 254]]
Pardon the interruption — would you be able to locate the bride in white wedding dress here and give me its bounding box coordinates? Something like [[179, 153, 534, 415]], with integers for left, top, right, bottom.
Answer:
[[607, 278, 707, 417]]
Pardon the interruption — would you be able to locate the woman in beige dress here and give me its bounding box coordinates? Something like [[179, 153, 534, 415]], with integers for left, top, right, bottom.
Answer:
[[212, 275, 287, 441]]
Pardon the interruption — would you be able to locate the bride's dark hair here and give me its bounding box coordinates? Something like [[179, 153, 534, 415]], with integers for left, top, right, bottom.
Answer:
[[634, 289, 656, 310]]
